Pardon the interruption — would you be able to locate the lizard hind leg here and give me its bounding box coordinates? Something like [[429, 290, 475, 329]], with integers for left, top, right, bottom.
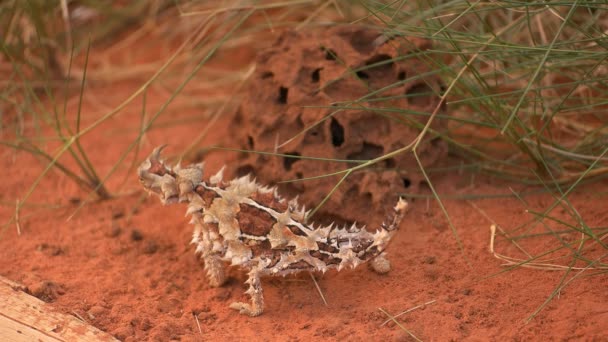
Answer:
[[229, 265, 264, 316], [369, 252, 391, 274]]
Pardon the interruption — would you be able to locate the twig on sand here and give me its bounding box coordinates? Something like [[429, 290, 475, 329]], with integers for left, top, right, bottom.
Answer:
[[72, 311, 87, 323], [380, 300, 436, 326], [193, 312, 202, 335], [379, 307, 423, 342], [15, 199, 22, 235], [308, 272, 328, 306]]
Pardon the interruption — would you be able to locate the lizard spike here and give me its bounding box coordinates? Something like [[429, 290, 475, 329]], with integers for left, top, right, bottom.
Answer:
[[312, 223, 332, 238], [174, 160, 182, 172], [288, 195, 299, 208], [238, 173, 251, 183], [210, 166, 225, 184], [258, 185, 272, 193], [195, 162, 205, 176], [151, 144, 168, 161], [186, 204, 203, 215]]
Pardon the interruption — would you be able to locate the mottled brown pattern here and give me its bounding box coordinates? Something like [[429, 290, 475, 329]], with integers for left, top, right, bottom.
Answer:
[[195, 186, 220, 207], [351, 239, 373, 254], [286, 225, 308, 237], [358, 246, 380, 261], [287, 260, 313, 269], [251, 191, 288, 213], [247, 240, 278, 262], [236, 204, 275, 236], [317, 241, 339, 254], [310, 250, 341, 266], [149, 159, 171, 176], [206, 222, 221, 236]]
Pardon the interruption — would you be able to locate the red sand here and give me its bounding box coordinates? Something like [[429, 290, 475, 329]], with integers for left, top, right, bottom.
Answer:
[[1, 31, 607, 342]]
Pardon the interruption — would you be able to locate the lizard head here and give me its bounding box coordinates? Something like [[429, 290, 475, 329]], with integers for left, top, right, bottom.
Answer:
[[138, 145, 204, 204], [137, 145, 180, 204]]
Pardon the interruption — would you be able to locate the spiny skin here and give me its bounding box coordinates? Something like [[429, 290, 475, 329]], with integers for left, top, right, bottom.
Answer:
[[137, 146, 408, 316]]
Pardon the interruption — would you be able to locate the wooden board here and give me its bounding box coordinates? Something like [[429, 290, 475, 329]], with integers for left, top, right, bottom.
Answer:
[[0, 276, 118, 342]]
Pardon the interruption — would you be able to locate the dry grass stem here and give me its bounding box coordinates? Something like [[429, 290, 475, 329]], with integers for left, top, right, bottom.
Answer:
[[489, 225, 608, 271], [378, 308, 423, 342], [380, 300, 437, 327], [308, 271, 328, 306], [194, 312, 202, 335]]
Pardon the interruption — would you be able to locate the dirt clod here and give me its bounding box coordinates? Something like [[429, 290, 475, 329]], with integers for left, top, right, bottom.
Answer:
[[36, 243, 65, 256], [106, 222, 122, 238], [87, 305, 106, 320], [233, 25, 449, 225], [28, 280, 65, 302], [112, 209, 125, 219], [143, 240, 159, 254], [130, 229, 144, 241], [112, 325, 134, 341]]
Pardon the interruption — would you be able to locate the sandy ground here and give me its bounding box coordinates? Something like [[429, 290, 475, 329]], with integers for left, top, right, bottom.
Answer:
[[1, 27, 607, 341]]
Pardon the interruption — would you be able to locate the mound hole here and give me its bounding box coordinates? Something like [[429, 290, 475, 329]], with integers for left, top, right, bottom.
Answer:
[[277, 86, 289, 104], [402, 177, 411, 188], [233, 108, 243, 124], [384, 158, 396, 169], [311, 68, 321, 83], [348, 30, 379, 54], [431, 137, 442, 147], [330, 118, 345, 147], [346, 142, 383, 160], [261, 71, 274, 79], [356, 70, 369, 79], [236, 164, 255, 178], [365, 54, 394, 79], [283, 152, 301, 171], [321, 47, 338, 61], [406, 83, 434, 107]]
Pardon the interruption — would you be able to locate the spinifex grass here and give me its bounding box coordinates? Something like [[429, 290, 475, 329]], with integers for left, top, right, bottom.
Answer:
[[347, 0, 608, 323], [1, 0, 607, 327], [1, 0, 186, 212], [1, 1, 311, 227]]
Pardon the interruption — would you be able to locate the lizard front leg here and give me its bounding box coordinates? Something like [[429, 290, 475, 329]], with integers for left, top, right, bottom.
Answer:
[[193, 222, 227, 287], [229, 264, 264, 316], [203, 254, 226, 287]]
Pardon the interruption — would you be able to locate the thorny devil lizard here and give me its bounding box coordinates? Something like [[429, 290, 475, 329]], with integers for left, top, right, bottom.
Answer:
[[138, 146, 408, 316]]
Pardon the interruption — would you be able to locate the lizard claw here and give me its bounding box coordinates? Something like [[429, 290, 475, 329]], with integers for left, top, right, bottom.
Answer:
[[229, 302, 263, 317]]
